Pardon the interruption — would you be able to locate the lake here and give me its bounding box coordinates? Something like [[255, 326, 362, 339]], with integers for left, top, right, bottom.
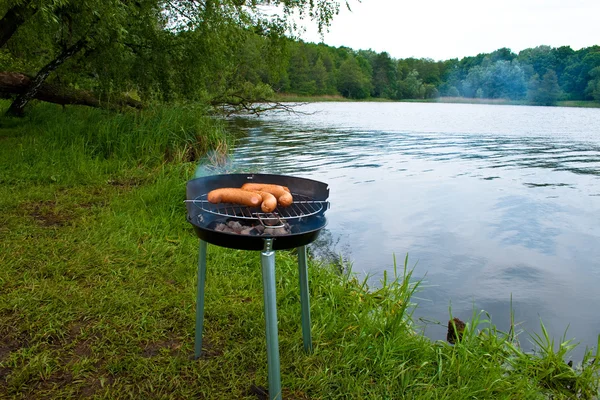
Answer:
[[223, 102, 600, 359]]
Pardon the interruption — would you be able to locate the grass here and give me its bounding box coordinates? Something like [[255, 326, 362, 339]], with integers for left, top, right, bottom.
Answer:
[[1, 101, 599, 399], [556, 100, 600, 108]]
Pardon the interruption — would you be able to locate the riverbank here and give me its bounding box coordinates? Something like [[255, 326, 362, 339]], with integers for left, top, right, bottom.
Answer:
[[271, 93, 393, 103], [1, 102, 598, 399], [272, 93, 600, 108], [434, 97, 600, 108]]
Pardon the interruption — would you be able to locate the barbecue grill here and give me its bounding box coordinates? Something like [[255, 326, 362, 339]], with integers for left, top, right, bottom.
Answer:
[[186, 173, 330, 400]]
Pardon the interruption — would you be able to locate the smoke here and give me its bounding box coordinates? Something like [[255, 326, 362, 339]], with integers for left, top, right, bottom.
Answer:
[[193, 149, 238, 178], [453, 58, 528, 99]]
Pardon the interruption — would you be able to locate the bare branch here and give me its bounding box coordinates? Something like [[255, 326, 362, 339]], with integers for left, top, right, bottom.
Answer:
[[209, 91, 313, 117]]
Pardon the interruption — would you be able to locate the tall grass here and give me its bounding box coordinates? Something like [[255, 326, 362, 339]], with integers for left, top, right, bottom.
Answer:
[[0, 101, 232, 185], [557, 100, 600, 108], [1, 102, 599, 398]]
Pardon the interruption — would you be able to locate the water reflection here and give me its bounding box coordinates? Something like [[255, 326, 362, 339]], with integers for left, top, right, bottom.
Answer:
[[226, 102, 600, 359], [491, 196, 563, 254]]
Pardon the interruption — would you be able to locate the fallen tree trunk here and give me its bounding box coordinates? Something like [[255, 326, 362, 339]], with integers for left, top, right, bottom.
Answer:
[[0, 72, 143, 112], [6, 37, 91, 117]]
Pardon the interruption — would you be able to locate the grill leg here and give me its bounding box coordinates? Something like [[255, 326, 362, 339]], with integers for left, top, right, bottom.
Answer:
[[195, 239, 208, 359], [261, 239, 282, 400], [297, 246, 313, 353]]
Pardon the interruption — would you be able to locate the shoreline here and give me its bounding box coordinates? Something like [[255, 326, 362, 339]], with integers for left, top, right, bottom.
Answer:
[[271, 94, 600, 108]]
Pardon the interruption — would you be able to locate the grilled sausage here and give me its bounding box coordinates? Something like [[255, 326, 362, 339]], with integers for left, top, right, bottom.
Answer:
[[275, 191, 293, 207], [240, 183, 293, 207], [240, 183, 290, 194], [253, 191, 278, 213], [207, 188, 262, 207]]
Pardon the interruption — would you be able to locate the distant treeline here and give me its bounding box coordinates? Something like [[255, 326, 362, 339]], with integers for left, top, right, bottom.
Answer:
[[241, 38, 600, 105]]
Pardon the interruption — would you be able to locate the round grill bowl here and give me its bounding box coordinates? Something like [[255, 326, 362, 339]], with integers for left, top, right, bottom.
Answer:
[[186, 173, 329, 251]]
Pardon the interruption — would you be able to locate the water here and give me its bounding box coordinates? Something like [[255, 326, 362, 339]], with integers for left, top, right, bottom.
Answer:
[[226, 102, 600, 358]]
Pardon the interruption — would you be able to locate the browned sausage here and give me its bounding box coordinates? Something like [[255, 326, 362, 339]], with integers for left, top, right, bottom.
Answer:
[[240, 183, 293, 207], [207, 188, 262, 207], [276, 191, 293, 207], [252, 191, 278, 213], [240, 183, 290, 193]]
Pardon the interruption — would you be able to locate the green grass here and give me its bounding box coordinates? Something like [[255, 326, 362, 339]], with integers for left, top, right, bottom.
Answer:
[[557, 100, 600, 108], [1, 102, 599, 399]]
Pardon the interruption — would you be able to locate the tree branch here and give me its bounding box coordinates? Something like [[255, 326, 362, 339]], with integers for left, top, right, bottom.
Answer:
[[209, 91, 310, 117]]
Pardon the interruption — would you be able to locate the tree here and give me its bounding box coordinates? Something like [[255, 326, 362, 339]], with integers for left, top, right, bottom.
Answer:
[[560, 48, 600, 99], [445, 86, 460, 97], [585, 66, 600, 100], [1, 0, 351, 116], [485, 60, 526, 99], [371, 51, 397, 98], [396, 69, 423, 99], [528, 69, 561, 105], [312, 57, 329, 94], [489, 47, 516, 63], [337, 56, 370, 99], [288, 44, 316, 94], [518, 45, 556, 77], [1, 0, 162, 115], [462, 65, 484, 98], [552, 45, 575, 78]]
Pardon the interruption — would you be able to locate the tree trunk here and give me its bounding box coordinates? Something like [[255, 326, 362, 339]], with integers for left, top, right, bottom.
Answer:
[[0, 1, 36, 48], [6, 37, 88, 117], [0, 72, 143, 111]]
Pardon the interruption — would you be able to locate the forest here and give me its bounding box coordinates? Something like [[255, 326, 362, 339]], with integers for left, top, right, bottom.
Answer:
[[263, 41, 600, 105], [1, 0, 600, 117]]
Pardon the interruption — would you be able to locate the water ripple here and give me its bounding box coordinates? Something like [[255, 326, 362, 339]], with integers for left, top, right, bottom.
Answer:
[[224, 103, 600, 359]]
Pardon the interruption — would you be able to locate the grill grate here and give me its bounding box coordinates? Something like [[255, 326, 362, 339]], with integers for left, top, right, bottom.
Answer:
[[186, 193, 326, 221]]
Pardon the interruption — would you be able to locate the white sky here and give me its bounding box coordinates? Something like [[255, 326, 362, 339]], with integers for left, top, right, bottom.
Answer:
[[299, 0, 600, 61]]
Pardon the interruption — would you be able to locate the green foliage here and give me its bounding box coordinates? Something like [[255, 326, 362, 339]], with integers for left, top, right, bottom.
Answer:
[[270, 42, 597, 105], [397, 69, 424, 99], [2, 1, 600, 108], [585, 66, 600, 100], [0, 0, 350, 113], [336, 55, 371, 99], [371, 51, 397, 98], [528, 69, 562, 106]]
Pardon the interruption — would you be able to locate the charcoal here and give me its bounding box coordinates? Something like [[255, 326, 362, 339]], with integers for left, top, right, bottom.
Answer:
[[264, 227, 289, 236], [227, 221, 244, 232], [262, 214, 281, 226], [214, 223, 227, 232], [213, 218, 292, 236]]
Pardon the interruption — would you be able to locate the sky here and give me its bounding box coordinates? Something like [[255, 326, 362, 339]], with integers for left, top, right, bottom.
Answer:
[[299, 0, 600, 61]]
